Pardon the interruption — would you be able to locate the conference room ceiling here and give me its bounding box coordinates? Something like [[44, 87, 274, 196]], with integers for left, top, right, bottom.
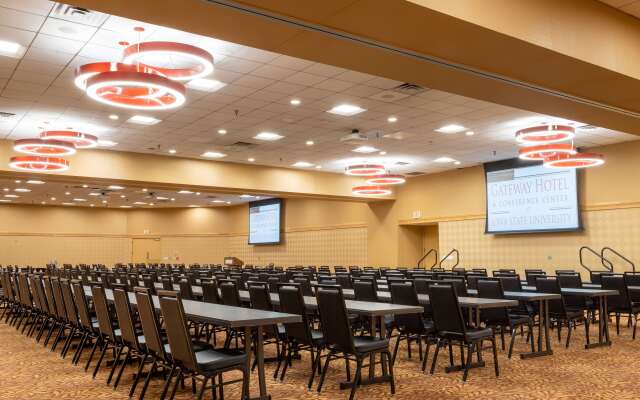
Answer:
[[598, 0, 640, 18], [0, 175, 268, 208], [0, 0, 636, 177]]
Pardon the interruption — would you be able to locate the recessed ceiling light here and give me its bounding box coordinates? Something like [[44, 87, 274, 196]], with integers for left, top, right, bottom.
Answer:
[[327, 104, 366, 116], [108, 114, 119, 120], [465, 131, 475, 136], [454, 161, 461, 165], [178, 190, 194, 194], [90, 204, 95, 207], [201, 151, 227, 158], [434, 156, 457, 163], [15, 180, 21, 183], [315, 165, 322, 169], [26, 180, 45, 184], [156, 196, 168, 200], [50, 197, 56, 201], [3, 194, 18, 198], [62, 202, 74, 206], [108, 185, 125, 190], [247, 157, 255, 162], [188, 204, 199, 208], [168, 149, 177, 154], [379, 151, 387, 155], [435, 124, 466, 134], [186, 79, 226, 92], [64, 191, 71, 195], [14, 188, 30, 193], [97, 139, 118, 147], [290, 99, 301, 106], [2, 188, 8, 192], [226, 201, 231, 204], [102, 200, 107, 204], [120, 195, 126, 198], [0, 40, 22, 57], [292, 161, 314, 168], [128, 115, 161, 125], [305, 140, 314, 146], [82, 184, 88, 188], [41, 201, 47, 205], [218, 129, 227, 135], [142, 188, 148, 192], [195, 192, 201, 195], [254, 132, 283, 141], [119, 205, 132, 208], [352, 145, 379, 154], [212, 200, 225, 203], [0, 199, 11, 203], [149, 203, 154, 206], [72, 198, 87, 202], [387, 116, 398, 123], [170, 198, 176, 201], [240, 194, 254, 198], [133, 201, 147, 205], [88, 192, 101, 196]]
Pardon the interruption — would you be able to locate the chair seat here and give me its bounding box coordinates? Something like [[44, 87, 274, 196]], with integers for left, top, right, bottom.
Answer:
[[164, 340, 212, 354], [353, 336, 389, 354], [508, 315, 531, 326], [196, 348, 247, 372], [464, 327, 494, 342]]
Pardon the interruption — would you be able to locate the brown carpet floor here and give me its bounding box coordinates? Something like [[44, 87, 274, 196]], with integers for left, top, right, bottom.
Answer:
[[0, 319, 639, 400]]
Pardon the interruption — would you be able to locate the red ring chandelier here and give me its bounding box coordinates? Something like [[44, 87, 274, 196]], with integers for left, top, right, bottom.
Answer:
[[365, 174, 406, 185], [345, 164, 386, 176], [13, 138, 76, 156], [543, 153, 605, 169], [518, 143, 576, 161], [352, 185, 392, 196], [40, 131, 98, 149], [121, 41, 215, 81], [9, 156, 70, 172], [515, 124, 575, 145]]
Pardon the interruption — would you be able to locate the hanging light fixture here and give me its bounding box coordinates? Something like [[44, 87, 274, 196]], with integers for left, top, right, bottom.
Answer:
[[365, 173, 406, 185], [518, 143, 576, 161], [74, 61, 162, 90], [13, 138, 76, 156], [352, 185, 392, 196], [345, 164, 386, 176], [121, 41, 214, 81], [40, 131, 98, 149], [9, 156, 70, 172], [543, 152, 605, 169], [515, 124, 575, 145]]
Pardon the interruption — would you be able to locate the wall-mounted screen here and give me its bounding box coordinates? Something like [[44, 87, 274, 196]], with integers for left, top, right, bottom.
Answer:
[[485, 158, 581, 234], [248, 198, 282, 245]]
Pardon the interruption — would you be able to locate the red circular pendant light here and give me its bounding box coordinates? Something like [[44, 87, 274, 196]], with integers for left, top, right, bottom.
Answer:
[[518, 143, 576, 161], [352, 185, 392, 196], [40, 131, 98, 149], [74, 61, 163, 90], [9, 156, 70, 172], [544, 153, 605, 169], [84, 70, 186, 110], [13, 138, 76, 156], [121, 41, 214, 81], [515, 124, 575, 145], [365, 174, 406, 185], [345, 164, 386, 176]]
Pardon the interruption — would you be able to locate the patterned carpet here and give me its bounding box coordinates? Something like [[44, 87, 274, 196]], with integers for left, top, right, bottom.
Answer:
[[0, 319, 639, 400]]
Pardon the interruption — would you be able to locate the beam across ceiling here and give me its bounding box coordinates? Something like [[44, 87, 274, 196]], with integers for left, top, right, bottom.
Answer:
[[71, 0, 640, 135]]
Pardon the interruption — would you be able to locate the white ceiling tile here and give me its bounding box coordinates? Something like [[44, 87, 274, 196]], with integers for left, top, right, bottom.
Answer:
[[283, 71, 327, 86], [0, 5, 45, 31], [40, 17, 98, 41], [31, 33, 85, 55]]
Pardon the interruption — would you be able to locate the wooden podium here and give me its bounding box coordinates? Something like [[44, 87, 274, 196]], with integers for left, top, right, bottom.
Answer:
[[224, 256, 243, 267]]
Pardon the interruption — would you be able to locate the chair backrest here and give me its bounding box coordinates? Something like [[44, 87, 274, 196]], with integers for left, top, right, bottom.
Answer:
[[248, 283, 278, 337], [336, 274, 353, 289], [142, 276, 157, 295], [178, 280, 194, 300], [50, 277, 68, 320], [601, 275, 631, 310], [535, 277, 567, 316], [498, 276, 523, 292], [42, 277, 58, 317], [316, 286, 354, 353], [157, 291, 198, 372], [17, 273, 32, 308], [623, 272, 640, 287], [292, 277, 313, 296], [476, 279, 509, 323], [113, 288, 140, 348], [526, 271, 547, 286], [91, 285, 117, 339], [202, 281, 220, 303], [71, 280, 94, 331], [389, 282, 425, 334], [413, 278, 432, 295], [278, 284, 313, 345], [134, 287, 167, 359], [60, 278, 80, 327], [353, 280, 377, 302], [32, 275, 49, 315], [440, 278, 468, 297], [428, 283, 466, 339], [220, 280, 242, 306]]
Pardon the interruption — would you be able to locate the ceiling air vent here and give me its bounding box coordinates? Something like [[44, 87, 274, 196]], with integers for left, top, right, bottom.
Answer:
[[340, 129, 368, 145], [577, 124, 599, 131], [406, 171, 425, 176], [225, 141, 257, 151], [50, 3, 109, 26], [0, 112, 16, 122], [392, 83, 428, 95], [395, 161, 410, 166]]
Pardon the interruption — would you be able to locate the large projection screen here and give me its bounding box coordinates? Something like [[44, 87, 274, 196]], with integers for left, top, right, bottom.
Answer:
[[248, 198, 283, 245], [485, 159, 581, 234]]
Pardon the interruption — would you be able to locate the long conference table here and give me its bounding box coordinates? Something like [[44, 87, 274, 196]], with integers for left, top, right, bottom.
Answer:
[[84, 286, 300, 400]]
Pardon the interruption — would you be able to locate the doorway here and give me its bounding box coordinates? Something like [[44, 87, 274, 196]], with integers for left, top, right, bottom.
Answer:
[[131, 238, 161, 263]]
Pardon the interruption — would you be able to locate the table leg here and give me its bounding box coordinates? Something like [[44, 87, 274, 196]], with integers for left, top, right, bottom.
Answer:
[[603, 296, 611, 344], [445, 306, 485, 372], [379, 315, 388, 376], [520, 299, 553, 359], [368, 317, 377, 380], [256, 326, 269, 400], [586, 295, 612, 349], [243, 327, 251, 400], [475, 307, 481, 328]]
